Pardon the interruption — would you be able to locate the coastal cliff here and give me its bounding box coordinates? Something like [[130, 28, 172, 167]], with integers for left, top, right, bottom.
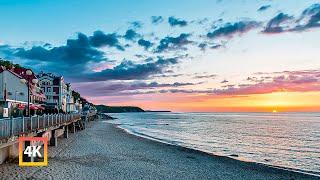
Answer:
[[95, 105, 145, 113]]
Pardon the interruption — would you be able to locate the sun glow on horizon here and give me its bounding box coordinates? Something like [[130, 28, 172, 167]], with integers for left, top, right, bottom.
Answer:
[[91, 91, 320, 112]]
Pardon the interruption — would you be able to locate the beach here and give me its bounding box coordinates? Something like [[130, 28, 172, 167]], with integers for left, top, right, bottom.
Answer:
[[0, 118, 317, 180]]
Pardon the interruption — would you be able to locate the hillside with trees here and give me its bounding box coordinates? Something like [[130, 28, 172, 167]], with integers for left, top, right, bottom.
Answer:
[[95, 105, 145, 113]]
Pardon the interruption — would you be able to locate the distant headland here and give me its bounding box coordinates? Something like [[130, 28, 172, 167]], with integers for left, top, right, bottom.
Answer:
[[95, 105, 145, 113], [95, 105, 171, 113]]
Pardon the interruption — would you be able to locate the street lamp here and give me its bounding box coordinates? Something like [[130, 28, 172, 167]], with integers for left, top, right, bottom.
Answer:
[[20, 70, 38, 117]]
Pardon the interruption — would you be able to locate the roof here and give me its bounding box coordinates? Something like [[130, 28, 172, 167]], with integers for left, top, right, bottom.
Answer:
[[0, 66, 24, 79], [12, 67, 37, 81], [37, 72, 63, 80], [0, 66, 46, 99]]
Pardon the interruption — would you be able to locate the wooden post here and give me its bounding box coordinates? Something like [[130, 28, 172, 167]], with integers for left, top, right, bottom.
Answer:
[[11, 116, 14, 136], [22, 116, 25, 133], [72, 122, 76, 133], [37, 116, 39, 129], [49, 130, 57, 146], [30, 117, 32, 132], [64, 126, 68, 138]]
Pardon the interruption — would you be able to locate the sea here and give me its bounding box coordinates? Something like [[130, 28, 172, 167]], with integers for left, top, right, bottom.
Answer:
[[107, 112, 320, 175]]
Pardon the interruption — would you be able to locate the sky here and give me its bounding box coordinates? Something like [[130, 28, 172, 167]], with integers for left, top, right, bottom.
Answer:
[[0, 0, 320, 112]]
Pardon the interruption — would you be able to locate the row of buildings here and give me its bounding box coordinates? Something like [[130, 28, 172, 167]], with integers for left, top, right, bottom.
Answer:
[[0, 65, 83, 118]]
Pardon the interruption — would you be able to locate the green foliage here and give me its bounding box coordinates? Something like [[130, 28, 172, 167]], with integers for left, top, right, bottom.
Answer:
[[72, 90, 95, 107], [0, 58, 22, 69], [11, 107, 22, 117], [72, 90, 81, 100]]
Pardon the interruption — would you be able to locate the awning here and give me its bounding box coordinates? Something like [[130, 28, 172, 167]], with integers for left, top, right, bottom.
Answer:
[[17, 104, 26, 110], [38, 105, 45, 110], [30, 104, 46, 110], [30, 105, 39, 110]]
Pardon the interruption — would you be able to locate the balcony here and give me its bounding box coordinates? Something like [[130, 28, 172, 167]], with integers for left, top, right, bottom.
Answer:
[[46, 99, 58, 104], [45, 92, 58, 96]]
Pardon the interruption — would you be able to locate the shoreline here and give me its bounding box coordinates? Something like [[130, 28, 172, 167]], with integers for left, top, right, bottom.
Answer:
[[113, 122, 320, 178], [113, 122, 320, 179], [0, 119, 318, 179]]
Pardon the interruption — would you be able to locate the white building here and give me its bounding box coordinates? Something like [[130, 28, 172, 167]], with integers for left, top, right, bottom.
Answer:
[[0, 67, 47, 117], [0, 68, 28, 117], [37, 72, 77, 113], [66, 83, 76, 113]]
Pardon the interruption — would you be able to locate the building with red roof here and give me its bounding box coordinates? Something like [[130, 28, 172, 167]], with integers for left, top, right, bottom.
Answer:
[[0, 66, 46, 117]]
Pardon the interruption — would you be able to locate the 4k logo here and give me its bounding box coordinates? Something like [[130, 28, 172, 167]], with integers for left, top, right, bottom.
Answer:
[[19, 137, 48, 166], [24, 146, 42, 158]]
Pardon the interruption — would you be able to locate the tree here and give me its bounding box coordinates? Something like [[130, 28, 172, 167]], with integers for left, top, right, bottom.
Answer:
[[72, 91, 81, 100], [0, 58, 23, 69]]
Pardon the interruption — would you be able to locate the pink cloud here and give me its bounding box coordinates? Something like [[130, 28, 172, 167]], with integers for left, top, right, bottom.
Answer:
[[90, 61, 114, 72], [214, 70, 320, 95]]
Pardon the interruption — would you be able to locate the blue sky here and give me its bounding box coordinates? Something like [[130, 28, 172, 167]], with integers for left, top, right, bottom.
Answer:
[[0, 0, 315, 44], [0, 0, 320, 111]]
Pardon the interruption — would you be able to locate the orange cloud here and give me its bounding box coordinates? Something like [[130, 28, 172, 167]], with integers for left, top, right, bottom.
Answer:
[[90, 91, 320, 112]]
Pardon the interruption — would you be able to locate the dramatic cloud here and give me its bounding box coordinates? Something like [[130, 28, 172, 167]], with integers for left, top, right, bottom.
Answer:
[[130, 21, 143, 29], [157, 89, 212, 94], [122, 70, 320, 96], [0, 28, 215, 83], [89, 31, 124, 50], [138, 39, 153, 49], [168, 16, 188, 27], [292, 3, 320, 31], [0, 45, 17, 57], [74, 81, 203, 96], [246, 76, 262, 83], [211, 44, 222, 49], [152, 73, 184, 78], [14, 33, 106, 66], [213, 70, 320, 95], [196, 18, 209, 25], [80, 57, 180, 81], [2, 2, 320, 91], [193, 74, 217, 79], [198, 42, 222, 51], [262, 13, 294, 33], [156, 33, 192, 52], [258, 5, 271, 12], [207, 21, 260, 38], [123, 29, 140, 41], [151, 16, 164, 24], [301, 3, 320, 16], [2, 31, 125, 68], [262, 4, 320, 33], [131, 81, 202, 88], [198, 43, 207, 51]]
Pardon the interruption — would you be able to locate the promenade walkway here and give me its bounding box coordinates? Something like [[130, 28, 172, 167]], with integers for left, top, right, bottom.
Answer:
[[0, 113, 96, 164]]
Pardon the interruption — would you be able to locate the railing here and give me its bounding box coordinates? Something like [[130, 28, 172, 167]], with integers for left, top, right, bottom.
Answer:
[[0, 114, 81, 140], [46, 99, 58, 104], [83, 111, 97, 117], [87, 112, 97, 117], [45, 92, 58, 96]]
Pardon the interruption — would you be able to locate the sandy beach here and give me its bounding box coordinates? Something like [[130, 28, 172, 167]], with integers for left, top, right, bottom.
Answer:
[[0, 119, 318, 180]]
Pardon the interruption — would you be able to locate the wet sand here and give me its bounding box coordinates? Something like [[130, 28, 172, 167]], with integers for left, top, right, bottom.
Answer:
[[0, 119, 318, 180]]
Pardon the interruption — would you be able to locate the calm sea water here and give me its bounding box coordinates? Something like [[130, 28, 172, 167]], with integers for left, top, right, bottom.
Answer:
[[108, 112, 320, 174]]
